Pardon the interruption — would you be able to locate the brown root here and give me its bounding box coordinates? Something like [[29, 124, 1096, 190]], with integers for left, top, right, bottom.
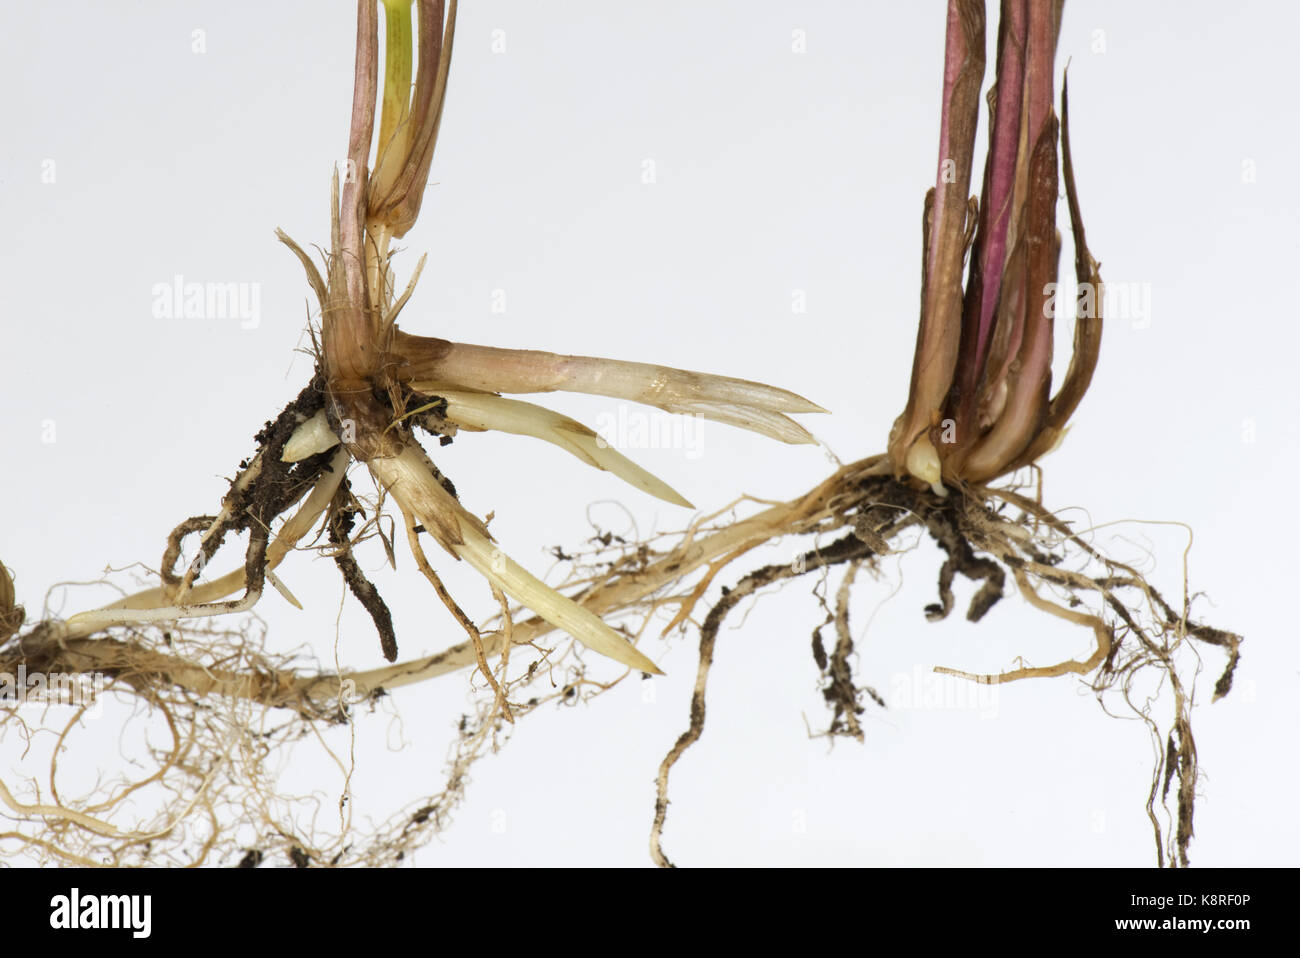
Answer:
[[646, 471, 1241, 869], [0, 426, 1240, 869], [327, 478, 399, 662]]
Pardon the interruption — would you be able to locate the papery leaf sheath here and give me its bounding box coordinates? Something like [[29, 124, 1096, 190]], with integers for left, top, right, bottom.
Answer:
[[888, 0, 986, 479]]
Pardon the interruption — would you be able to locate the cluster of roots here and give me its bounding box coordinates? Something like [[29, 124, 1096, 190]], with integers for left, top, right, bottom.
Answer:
[[0, 383, 1241, 867], [646, 470, 1242, 868]]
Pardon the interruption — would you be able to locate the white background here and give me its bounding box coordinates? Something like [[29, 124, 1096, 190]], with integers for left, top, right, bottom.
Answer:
[[1, 1, 1296, 866]]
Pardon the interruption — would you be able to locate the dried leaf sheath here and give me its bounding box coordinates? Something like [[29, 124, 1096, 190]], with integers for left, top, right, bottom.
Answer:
[[945, 0, 1027, 455], [1006, 76, 1103, 471], [889, 0, 1097, 488], [959, 0, 1061, 480], [888, 0, 986, 484], [960, 118, 1060, 479], [327, 0, 381, 388], [369, 0, 456, 238]]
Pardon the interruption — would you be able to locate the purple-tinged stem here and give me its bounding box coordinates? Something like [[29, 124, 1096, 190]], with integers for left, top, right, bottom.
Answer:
[[961, 0, 1061, 481], [369, 0, 455, 238], [944, 0, 1027, 460], [325, 0, 380, 386], [888, 0, 986, 483], [1009, 75, 1103, 471]]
